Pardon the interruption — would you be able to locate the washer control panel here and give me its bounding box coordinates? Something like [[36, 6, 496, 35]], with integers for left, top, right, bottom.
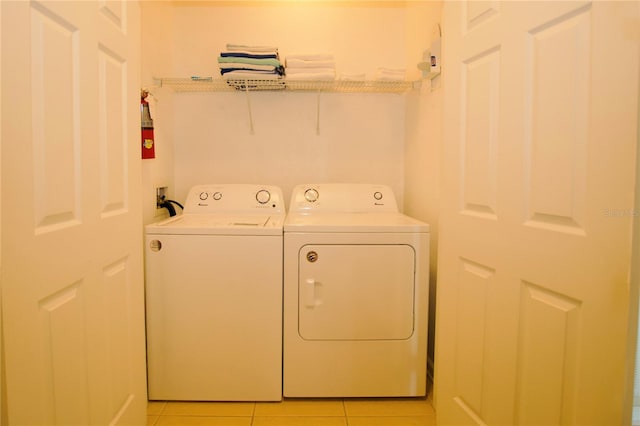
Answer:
[[289, 183, 399, 213], [184, 184, 284, 214]]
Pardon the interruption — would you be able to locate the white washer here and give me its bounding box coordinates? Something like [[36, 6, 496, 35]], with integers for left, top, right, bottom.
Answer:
[[283, 183, 430, 397], [145, 184, 284, 401]]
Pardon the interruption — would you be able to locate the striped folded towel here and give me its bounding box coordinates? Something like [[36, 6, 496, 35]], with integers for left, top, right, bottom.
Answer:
[[220, 51, 278, 60], [218, 62, 277, 72], [218, 56, 282, 68]]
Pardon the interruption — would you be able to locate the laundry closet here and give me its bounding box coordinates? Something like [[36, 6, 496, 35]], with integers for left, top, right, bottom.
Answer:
[[140, 0, 443, 379], [2, 0, 639, 423]]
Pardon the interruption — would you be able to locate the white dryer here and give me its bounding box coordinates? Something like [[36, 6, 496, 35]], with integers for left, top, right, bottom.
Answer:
[[283, 183, 430, 398], [145, 184, 284, 401]]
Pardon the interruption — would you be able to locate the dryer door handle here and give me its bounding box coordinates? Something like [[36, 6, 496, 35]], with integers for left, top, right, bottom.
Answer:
[[305, 278, 317, 307]]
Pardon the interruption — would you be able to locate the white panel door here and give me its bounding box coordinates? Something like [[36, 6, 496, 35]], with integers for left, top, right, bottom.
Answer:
[[1, 1, 145, 424], [436, 1, 639, 425]]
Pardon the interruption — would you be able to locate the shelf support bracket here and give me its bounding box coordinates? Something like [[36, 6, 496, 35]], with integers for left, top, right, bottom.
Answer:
[[244, 83, 255, 134]]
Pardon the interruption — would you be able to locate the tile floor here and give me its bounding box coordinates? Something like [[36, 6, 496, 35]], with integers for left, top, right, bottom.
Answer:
[[147, 397, 436, 426]]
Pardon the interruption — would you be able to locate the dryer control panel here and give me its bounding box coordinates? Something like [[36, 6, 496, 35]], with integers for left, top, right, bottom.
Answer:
[[184, 184, 285, 214], [289, 183, 399, 213]]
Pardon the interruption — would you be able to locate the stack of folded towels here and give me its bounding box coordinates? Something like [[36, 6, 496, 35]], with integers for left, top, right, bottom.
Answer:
[[218, 44, 285, 80], [285, 54, 336, 81]]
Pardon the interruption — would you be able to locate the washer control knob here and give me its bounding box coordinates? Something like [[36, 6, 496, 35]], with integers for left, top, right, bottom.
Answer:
[[199, 192, 208, 200], [373, 191, 383, 200], [212, 192, 222, 201], [304, 188, 319, 203], [256, 189, 271, 204]]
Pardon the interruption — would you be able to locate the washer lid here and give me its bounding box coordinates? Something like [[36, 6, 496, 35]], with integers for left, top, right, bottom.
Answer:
[[146, 213, 285, 235], [284, 212, 429, 233]]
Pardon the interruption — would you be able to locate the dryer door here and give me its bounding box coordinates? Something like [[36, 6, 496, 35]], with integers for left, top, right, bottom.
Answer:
[[298, 244, 415, 340]]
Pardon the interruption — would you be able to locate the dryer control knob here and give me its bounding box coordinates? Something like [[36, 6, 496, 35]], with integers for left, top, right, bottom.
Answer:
[[199, 192, 208, 200], [256, 189, 271, 204], [212, 192, 222, 201], [304, 188, 319, 203], [374, 191, 383, 200]]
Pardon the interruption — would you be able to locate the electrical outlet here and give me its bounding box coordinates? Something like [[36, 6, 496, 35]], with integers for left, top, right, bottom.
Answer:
[[156, 187, 167, 209]]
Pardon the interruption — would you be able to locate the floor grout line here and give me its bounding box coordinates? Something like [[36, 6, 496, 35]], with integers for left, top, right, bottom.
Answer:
[[148, 397, 436, 424]]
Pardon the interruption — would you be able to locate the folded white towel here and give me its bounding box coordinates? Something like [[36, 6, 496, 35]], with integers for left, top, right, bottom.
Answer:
[[286, 67, 335, 75], [285, 58, 336, 69], [286, 72, 335, 81], [340, 73, 366, 81], [286, 53, 334, 62], [376, 67, 406, 74], [226, 44, 278, 53], [374, 67, 406, 81], [375, 75, 406, 81]]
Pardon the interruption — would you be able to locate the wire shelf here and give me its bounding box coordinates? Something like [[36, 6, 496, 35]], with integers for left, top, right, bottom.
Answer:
[[156, 77, 420, 93]]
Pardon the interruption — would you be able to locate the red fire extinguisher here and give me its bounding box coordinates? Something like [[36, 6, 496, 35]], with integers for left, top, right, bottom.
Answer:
[[141, 89, 155, 159]]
